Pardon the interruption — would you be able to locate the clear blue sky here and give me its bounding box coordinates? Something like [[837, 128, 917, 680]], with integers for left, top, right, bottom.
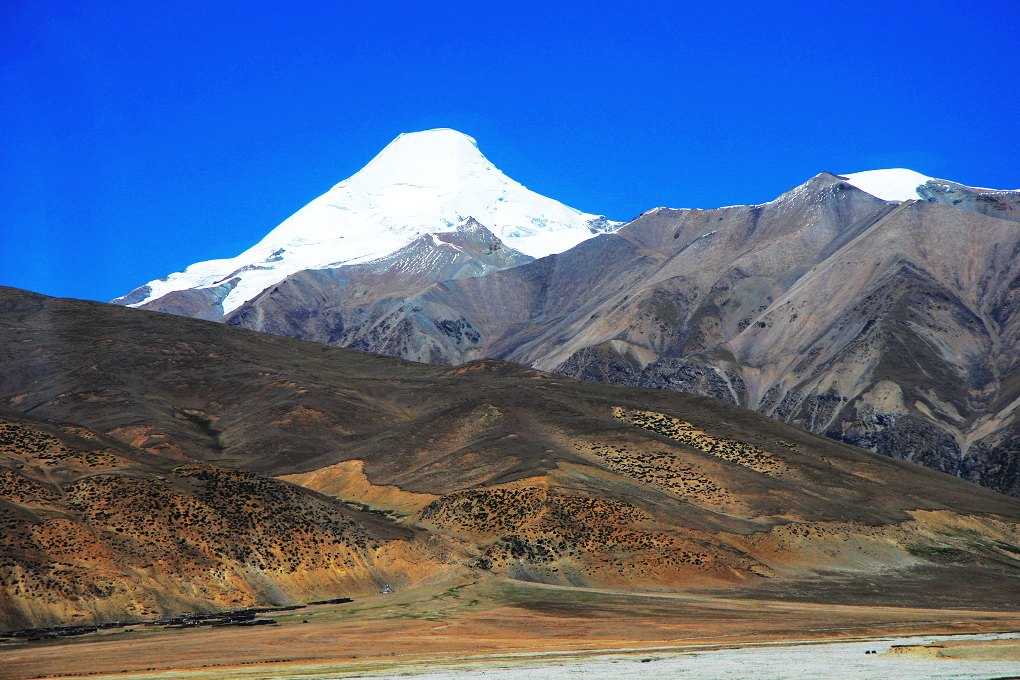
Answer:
[[3, 1, 1018, 302]]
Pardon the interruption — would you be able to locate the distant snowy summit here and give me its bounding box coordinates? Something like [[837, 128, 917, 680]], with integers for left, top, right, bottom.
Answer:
[[116, 128, 618, 315]]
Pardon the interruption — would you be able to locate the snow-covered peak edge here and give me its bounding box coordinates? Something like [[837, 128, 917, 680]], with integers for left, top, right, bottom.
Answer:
[[116, 129, 619, 315], [838, 168, 1019, 203], [346, 128, 485, 189], [839, 169, 934, 201]]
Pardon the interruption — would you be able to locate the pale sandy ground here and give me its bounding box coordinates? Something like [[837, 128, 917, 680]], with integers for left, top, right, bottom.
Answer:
[[886, 636, 1020, 661], [4, 578, 1020, 680]]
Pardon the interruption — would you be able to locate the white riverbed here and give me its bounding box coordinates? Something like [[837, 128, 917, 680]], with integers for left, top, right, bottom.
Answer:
[[355, 632, 1020, 679]]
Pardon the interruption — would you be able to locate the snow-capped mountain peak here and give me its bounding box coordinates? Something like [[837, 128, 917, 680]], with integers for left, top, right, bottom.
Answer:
[[348, 128, 489, 189], [117, 129, 617, 315]]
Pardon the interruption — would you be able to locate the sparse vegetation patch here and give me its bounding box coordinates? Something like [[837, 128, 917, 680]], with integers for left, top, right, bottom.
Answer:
[[613, 407, 790, 476]]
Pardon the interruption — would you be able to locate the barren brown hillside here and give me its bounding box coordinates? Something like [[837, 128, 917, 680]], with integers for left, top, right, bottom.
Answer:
[[2, 287, 1019, 633]]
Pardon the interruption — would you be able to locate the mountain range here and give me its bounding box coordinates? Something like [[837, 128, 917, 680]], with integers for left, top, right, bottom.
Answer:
[[115, 130, 1020, 498], [3, 287, 1019, 630]]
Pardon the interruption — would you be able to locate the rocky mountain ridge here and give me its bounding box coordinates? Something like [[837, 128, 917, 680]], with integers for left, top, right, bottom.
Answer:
[[225, 172, 1020, 496]]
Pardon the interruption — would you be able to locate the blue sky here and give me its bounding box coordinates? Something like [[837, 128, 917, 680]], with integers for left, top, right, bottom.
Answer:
[[2, 1, 1018, 302]]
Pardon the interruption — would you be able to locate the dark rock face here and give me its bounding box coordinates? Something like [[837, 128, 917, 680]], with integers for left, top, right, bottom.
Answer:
[[964, 428, 1020, 498], [638, 359, 748, 406], [559, 351, 747, 406], [918, 179, 1020, 224], [556, 343, 643, 387], [831, 414, 965, 476]]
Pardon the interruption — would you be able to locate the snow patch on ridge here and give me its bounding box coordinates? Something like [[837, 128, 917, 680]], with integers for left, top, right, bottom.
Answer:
[[840, 169, 933, 202]]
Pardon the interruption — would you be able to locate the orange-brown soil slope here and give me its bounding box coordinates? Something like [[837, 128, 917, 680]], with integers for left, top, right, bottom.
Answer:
[[0, 414, 445, 631]]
